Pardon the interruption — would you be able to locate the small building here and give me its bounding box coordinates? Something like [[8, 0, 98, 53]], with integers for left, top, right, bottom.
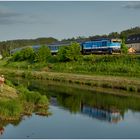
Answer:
[[126, 34, 140, 53]]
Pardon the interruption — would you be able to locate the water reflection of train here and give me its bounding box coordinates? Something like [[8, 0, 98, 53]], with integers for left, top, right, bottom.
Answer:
[[81, 104, 122, 123], [50, 97, 122, 123]]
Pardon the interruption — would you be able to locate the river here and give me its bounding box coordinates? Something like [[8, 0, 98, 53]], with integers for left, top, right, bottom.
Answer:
[[0, 78, 140, 139]]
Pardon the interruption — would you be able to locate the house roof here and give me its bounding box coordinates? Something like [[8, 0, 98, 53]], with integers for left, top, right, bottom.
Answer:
[[126, 34, 140, 44]]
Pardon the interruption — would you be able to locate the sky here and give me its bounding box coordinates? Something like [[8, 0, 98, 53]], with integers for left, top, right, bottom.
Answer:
[[0, 1, 140, 41]]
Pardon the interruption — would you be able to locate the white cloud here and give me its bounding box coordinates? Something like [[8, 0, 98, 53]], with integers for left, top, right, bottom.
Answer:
[[124, 2, 140, 10]]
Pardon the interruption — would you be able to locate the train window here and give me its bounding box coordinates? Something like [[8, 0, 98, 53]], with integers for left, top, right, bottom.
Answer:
[[102, 41, 107, 46]]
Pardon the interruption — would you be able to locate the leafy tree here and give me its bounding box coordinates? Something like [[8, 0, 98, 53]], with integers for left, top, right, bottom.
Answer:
[[12, 51, 21, 61], [12, 47, 35, 61], [58, 42, 81, 62], [121, 38, 128, 54], [58, 46, 69, 62], [35, 45, 51, 63], [66, 42, 81, 61], [21, 47, 35, 61], [120, 26, 140, 39]]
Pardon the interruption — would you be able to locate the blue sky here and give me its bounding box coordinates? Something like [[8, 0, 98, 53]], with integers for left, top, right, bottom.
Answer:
[[0, 1, 140, 41]]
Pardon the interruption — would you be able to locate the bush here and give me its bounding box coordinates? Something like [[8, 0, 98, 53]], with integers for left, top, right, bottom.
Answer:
[[38, 95, 49, 105], [34, 45, 51, 63], [12, 47, 35, 62], [0, 100, 23, 117], [121, 38, 128, 54], [58, 42, 81, 62], [5, 79, 14, 87]]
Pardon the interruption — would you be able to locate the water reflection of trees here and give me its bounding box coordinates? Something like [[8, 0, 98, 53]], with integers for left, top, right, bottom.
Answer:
[[57, 95, 81, 113], [27, 80, 140, 119], [9, 78, 140, 123]]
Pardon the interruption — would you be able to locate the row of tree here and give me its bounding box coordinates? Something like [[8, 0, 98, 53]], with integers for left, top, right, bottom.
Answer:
[[11, 42, 81, 63], [12, 46, 51, 63], [61, 26, 140, 42]]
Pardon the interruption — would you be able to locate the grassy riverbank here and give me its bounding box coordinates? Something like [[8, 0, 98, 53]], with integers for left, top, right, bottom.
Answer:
[[0, 54, 140, 95], [0, 81, 50, 123], [0, 68, 140, 95], [11, 78, 140, 116]]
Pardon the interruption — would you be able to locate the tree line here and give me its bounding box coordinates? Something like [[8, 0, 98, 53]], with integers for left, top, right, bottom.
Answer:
[[0, 37, 58, 58], [11, 42, 81, 63], [0, 26, 140, 57]]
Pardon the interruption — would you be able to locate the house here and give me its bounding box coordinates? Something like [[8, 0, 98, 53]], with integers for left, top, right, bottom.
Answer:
[[126, 34, 140, 53]]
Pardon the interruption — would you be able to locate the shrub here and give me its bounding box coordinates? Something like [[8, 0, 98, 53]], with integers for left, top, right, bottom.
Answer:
[[34, 45, 51, 63], [121, 38, 128, 54], [38, 95, 49, 105], [12, 47, 35, 62], [5, 79, 14, 87], [0, 100, 23, 117], [58, 42, 81, 62]]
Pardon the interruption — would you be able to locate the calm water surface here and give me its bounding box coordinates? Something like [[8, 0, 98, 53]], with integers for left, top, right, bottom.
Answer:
[[1, 79, 140, 139]]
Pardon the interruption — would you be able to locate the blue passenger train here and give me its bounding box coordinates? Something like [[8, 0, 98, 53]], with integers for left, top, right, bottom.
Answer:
[[81, 38, 121, 54], [46, 38, 121, 54], [10, 38, 121, 55]]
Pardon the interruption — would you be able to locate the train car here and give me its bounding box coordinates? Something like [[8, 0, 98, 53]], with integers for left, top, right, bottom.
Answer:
[[48, 43, 70, 54], [81, 38, 121, 54]]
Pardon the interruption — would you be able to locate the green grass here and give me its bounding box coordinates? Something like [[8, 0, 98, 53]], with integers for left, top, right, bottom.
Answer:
[[0, 100, 23, 117], [51, 54, 140, 77], [1, 54, 140, 78], [0, 78, 49, 121], [1, 54, 140, 77]]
